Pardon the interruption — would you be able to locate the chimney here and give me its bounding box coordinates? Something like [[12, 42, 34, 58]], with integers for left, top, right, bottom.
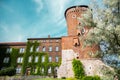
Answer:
[[48, 35, 50, 38]]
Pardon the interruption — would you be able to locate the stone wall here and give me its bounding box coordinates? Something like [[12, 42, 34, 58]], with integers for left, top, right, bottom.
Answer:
[[57, 49, 115, 79], [57, 49, 76, 78]]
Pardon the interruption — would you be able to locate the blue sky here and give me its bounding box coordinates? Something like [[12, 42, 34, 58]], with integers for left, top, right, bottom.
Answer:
[[0, 0, 91, 42]]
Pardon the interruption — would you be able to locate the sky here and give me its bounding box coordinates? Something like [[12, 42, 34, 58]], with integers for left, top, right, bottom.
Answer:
[[0, 0, 91, 42]]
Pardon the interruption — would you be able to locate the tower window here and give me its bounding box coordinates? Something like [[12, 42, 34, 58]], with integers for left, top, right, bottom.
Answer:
[[72, 14, 76, 18], [73, 38, 80, 46], [81, 28, 85, 35]]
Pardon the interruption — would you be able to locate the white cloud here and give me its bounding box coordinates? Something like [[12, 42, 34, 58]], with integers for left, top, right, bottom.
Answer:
[[0, 23, 26, 42], [33, 0, 43, 13]]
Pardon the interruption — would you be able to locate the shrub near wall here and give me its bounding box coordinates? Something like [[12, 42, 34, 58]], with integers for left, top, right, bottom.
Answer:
[[72, 59, 85, 79], [82, 76, 101, 80], [0, 67, 16, 76], [72, 59, 101, 80]]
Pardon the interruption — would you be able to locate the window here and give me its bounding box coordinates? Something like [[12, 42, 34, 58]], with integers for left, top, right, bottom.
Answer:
[[17, 57, 23, 63], [54, 67, 58, 72], [56, 40, 59, 42], [49, 56, 52, 62], [19, 48, 25, 53], [3, 57, 9, 63], [55, 46, 59, 51], [55, 56, 59, 62], [73, 38, 80, 46], [36, 46, 39, 52], [49, 46, 52, 51], [33, 67, 37, 73], [81, 28, 85, 35], [28, 56, 32, 63], [41, 56, 45, 63], [48, 67, 51, 73], [35, 56, 38, 63], [16, 67, 21, 74], [72, 14, 76, 18], [43, 40, 46, 42], [41, 68, 44, 73], [6, 48, 12, 53], [30, 46, 33, 52], [49, 40, 52, 42], [42, 46, 46, 52]]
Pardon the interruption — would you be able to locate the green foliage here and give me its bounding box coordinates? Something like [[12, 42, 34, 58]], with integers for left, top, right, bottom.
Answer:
[[21, 41, 60, 76], [10, 48, 19, 67], [66, 77, 77, 80], [82, 76, 101, 80], [72, 59, 85, 79], [0, 67, 16, 76]]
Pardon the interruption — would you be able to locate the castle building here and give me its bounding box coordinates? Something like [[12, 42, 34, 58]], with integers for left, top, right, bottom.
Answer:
[[0, 5, 112, 78]]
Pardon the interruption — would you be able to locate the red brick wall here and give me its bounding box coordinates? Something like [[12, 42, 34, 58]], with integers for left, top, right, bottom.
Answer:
[[65, 6, 88, 36], [63, 6, 99, 59]]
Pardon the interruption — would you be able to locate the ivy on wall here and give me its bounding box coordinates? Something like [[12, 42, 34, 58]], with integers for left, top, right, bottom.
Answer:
[[72, 59, 101, 80], [22, 41, 61, 76], [72, 59, 85, 79], [10, 48, 19, 67]]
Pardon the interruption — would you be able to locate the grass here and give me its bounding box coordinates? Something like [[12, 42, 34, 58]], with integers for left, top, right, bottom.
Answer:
[[33, 78, 65, 80]]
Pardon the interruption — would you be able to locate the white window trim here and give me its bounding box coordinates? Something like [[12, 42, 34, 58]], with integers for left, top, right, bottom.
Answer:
[[16, 67, 21, 74], [42, 46, 46, 52], [17, 57, 23, 63], [41, 56, 45, 63], [19, 48, 25, 53], [28, 56, 32, 63], [55, 56, 59, 62], [49, 56, 52, 62], [3, 57, 9, 63], [30, 46, 33, 52], [35, 56, 39, 63], [55, 46, 59, 51], [49, 46, 52, 52], [48, 67, 51, 73], [36, 47, 39, 52]]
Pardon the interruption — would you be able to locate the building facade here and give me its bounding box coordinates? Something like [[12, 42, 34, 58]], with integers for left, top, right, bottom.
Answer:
[[0, 5, 106, 78], [0, 37, 61, 76]]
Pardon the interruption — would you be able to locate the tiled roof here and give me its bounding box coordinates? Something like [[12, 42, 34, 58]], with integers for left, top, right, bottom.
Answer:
[[0, 42, 26, 46]]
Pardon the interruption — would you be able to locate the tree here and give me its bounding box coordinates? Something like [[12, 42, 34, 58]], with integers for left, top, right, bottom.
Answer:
[[77, 0, 120, 68]]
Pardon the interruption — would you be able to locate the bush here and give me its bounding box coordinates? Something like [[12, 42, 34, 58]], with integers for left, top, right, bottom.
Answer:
[[82, 76, 101, 80], [72, 59, 85, 79], [66, 77, 77, 80], [0, 67, 16, 76]]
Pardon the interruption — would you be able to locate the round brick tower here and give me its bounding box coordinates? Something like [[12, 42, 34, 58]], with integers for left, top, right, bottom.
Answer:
[[65, 5, 89, 36]]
